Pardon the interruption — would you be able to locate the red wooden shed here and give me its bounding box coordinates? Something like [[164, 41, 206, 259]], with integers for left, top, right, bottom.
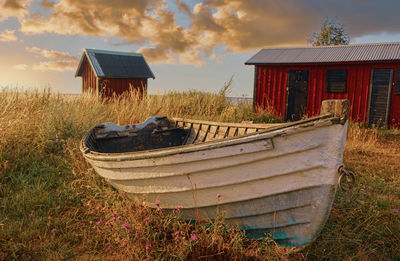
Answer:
[[245, 43, 400, 127], [75, 49, 155, 97]]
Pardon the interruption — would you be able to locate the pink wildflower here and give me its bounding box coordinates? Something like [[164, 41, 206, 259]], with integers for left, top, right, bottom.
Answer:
[[111, 216, 116, 221], [63, 149, 67, 153], [55, 138, 59, 143], [190, 233, 197, 241], [122, 223, 130, 229], [394, 208, 399, 213], [145, 242, 151, 250], [144, 217, 150, 222], [154, 200, 160, 207], [107, 245, 113, 250], [370, 205, 374, 209], [117, 216, 122, 220], [135, 230, 140, 237], [122, 191, 127, 197], [216, 193, 221, 199], [96, 219, 103, 225], [51, 228, 56, 233], [29, 213, 34, 217], [176, 205, 183, 210], [173, 231, 180, 240]]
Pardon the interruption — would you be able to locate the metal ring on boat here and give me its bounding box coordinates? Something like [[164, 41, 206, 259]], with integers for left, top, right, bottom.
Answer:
[[338, 165, 355, 192]]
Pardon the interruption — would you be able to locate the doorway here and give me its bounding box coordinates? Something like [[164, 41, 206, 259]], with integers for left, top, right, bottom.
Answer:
[[286, 70, 309, 121], [368, 69, 393, 126]]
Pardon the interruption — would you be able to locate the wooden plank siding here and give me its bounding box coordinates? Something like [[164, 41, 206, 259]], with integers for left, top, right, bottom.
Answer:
[[80, 56, 148, 97], [100, 78, 147, 97], [82, 57, 98, 94], [254, 62, 400, 128]]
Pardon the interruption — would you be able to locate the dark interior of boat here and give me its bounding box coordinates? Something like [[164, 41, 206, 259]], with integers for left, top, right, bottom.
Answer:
[[83, 112, 340, 155], [83, 115, 277, 154], [91, 128, 190, 153]]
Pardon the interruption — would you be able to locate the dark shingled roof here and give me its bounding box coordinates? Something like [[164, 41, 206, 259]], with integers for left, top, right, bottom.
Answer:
[[75, 49, 155, 79], [245, 42, 400, 65]]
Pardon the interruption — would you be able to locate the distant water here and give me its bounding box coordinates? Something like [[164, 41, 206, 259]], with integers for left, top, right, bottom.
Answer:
[[55, 94, 254, 105], [226, 97, 253, 104]]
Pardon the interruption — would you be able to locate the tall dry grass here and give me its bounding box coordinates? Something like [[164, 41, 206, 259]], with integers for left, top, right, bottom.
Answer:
[[0, 88, 291, 260], [0, 88, 399, 260]]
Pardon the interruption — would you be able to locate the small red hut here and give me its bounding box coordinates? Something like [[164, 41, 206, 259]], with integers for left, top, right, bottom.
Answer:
[[75, 49, 155, 97], [245, 43, 400, 127]]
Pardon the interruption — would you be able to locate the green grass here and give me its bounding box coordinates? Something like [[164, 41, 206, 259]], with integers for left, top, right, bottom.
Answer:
[[0, 88, 399, 260]]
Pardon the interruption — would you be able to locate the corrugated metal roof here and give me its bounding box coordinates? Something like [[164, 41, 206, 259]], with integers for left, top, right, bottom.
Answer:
[[245, 43, 400, 65], [75, 49, 155, 79]]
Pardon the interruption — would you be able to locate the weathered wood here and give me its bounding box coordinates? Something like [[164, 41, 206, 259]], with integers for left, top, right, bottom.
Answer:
[[320, 99, 350, 123], [172, 118, 278, 129], [173, 118, 280, 143], [81, 103, 349, 248]]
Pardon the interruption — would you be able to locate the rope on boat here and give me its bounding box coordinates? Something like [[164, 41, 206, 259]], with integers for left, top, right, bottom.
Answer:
[[338, 165, 355, 192]]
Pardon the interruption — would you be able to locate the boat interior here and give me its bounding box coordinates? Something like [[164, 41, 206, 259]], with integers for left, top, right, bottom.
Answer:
[[84, 116, 280, 153]]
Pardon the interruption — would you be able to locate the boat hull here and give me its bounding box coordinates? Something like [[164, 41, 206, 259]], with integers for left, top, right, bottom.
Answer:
[[83, 117, 348, 248]]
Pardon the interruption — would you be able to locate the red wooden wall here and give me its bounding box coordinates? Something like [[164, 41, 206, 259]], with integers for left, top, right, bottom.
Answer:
[[100, 78, 147, 97], [80, 56, 148, 98], [82, 57, 98, 93], [255, 62, 400, 128]]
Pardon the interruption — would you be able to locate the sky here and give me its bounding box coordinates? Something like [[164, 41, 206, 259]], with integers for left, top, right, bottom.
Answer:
[[1, 0, 400, 97]]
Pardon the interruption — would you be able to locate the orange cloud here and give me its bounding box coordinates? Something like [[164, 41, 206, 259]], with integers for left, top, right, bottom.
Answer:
[[19, 0, 201, 64], [3, 0, 25, 9], [175, 0, 192, 18], [32, 60, 77, 72], [6, 0, 400, 65], [40, 0, 55, 9], [16, 0, 316, 63], [0, 0, 29, 21], [0, 29, 18, 42], [26, 46, 79, 72], [26, 46, 77, 60]]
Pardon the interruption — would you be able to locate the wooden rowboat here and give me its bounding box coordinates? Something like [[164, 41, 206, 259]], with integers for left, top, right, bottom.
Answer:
[[80, 99, 350, 248]]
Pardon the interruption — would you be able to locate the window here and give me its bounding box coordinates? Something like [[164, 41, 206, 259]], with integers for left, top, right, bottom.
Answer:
[[326, 69, 347, 93], [396, 69, 400, 95]]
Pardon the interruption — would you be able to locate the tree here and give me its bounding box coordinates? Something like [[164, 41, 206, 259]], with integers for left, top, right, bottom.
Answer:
[[309, 18, 350, 46]]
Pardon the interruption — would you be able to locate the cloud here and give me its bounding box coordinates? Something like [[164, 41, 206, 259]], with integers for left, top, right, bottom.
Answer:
[[0, 29, 18, 42], [32, 60, 77, 72], [7, 0, 400, 65], [0, 0, 29, 21], [40, 0, 55, 9], [19, 0, 201, 64], [26, 46, 77, 60], [189, 0, 400, 51], [13, 63, 28, 70], [26, 46, 79, 72], [175, 0, 192, 18]]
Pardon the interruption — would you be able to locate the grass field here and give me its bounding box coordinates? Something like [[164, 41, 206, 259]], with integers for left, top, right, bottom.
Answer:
[[0, 88, 399, 260]]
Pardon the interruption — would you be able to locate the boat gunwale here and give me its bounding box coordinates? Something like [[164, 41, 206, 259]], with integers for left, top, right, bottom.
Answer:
[[80, 113, 339, 161], [171, 117, 280, 129]]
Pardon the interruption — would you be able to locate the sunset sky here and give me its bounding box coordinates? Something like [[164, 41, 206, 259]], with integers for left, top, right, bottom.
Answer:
[[1, 0, 400, 96]]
